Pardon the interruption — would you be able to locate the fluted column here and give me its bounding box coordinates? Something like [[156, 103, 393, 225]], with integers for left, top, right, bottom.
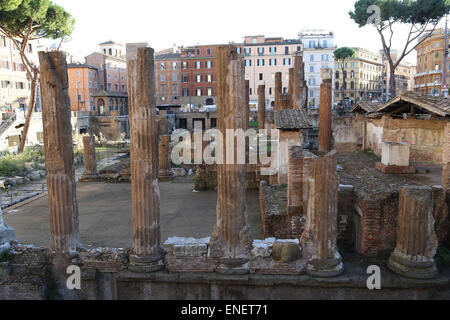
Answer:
[[127, 44, 163, 272], [387, 186, 438, 279], [288, 68, 294, 101], [292, 55, 306, 110], [301, 150, 344, 277], [210, 45, 252, 274], [318, 68, 332, 152], [287, 147, 317, 216], [39, 52, 79, 254], [159, 135, 173, 181], [258, 85, 265, 130], [81, 135, 99, 181], [275, 72, 282, 111]]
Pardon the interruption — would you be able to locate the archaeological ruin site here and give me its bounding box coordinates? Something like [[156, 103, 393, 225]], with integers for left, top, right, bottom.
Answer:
[[0, 42, 449, 301]]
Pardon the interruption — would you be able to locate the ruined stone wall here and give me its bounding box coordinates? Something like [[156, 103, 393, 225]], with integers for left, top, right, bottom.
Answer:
[[364, 116, 447, 164], [333, 115, 364, 152]]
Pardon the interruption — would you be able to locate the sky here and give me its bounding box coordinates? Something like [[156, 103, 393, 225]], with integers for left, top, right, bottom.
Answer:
[[51, 0, 447, 65]]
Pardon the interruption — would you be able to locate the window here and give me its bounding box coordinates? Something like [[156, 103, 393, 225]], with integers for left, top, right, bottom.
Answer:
[[173, 85, 178, 92], [258, 48, 264, 56], [107, 83, 111, 91], [308, 78, 316, 86], [283, 58, 291, 66], [435, 52, 440, 59], [196, 74, 202, 83], [207, 48, 211, 55], [160, 63, 166, 70], [310, 55, 314, 62], [161, 74, 166, 82], [207, 87, 213, 96], [161, 84, 166, 92], [89, 81, 92, 88], [297, 46, 301, 52], [270, 47, 277, 55], [206, 61, 212, 69], [207, 74, 212, 82], [335, 82, 339, 90], [285, 47, 289, 55], [335, 71, 339, 79], [259, 73, 263, 81], [115, 84, 118, 92], [269, 59, 277, 66], [257, 59, 265, 66], [321, 54, 329, 61], [269, 88, 273, 95], [245, 60, 252, 67], [182, 61, 188, 69], [309, 40, 315, 48], [182, 88, 189, 96], [196, 61, 201, 69], [1, 61, 9, 69], [237, 48, 242, 54], [76, 81, 81, 88], [173, 74, 178, 81], [78, 94, 82, 101], [310, 66, 314, 73], [16, 82, 24, 89], [182, 75, 188, 83], [245, 48, 251, 56], [0, 36, 7, 47], [122, 85, 125, 92], [172, 62, 178, 70], [196, 88, 202, 96], [196, 49, 200, 55], [322, 40, 327, 48]]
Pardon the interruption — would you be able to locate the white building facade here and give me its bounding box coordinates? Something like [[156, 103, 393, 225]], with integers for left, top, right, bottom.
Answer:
[[300, 30, 336, 109]]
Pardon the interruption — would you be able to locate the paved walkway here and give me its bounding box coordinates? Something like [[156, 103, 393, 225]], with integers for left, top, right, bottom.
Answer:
[[3, 179, 263, 248]]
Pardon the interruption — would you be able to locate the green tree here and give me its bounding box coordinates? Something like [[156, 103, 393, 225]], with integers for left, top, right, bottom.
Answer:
[[350, 0, 450, 100], [334, 47, 356, 102], [0, 0, 75, 153]]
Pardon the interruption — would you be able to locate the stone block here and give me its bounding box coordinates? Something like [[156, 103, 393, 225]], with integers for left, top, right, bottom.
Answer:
[[375, 162, 416, 174], [381, 142, 410, 167]]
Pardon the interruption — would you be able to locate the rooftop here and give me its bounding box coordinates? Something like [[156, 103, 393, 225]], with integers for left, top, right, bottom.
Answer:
[[274, 108, 312, 130], [350, 101, 383, 114]]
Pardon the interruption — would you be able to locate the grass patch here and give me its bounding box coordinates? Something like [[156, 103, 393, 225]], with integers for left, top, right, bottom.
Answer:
[[0, 147, 44, 177]]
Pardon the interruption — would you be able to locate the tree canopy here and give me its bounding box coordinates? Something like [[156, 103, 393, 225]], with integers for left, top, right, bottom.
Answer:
[[334, 47, 356, 61], [0, 0, 75, 42]]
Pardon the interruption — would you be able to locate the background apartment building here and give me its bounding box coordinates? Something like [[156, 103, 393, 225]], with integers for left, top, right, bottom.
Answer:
[[243, 35, 302, 107], [0, 31, 38, 113], [84, 41, 128, 115], [335, 47, 383, 102], [380, 50, 415, 99], [179, 45, 225, 108], [155, 51, 182, 107], [67, 63, 98, 111], [300, 30, 335, 108], [414, 28, 450, 96]]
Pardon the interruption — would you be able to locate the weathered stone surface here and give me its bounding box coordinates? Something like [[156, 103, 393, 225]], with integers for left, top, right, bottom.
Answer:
[[442, 163, 449, 190], [39, 51, 79, 254], [127, 44, 163, 272], [318, 68, 332, 152], [163, 237, 214, 273], [275, 72, 282, 111], [78, 247, 129, 273], [0, 193, 16, 253], [375, 162, 416, 174], [301, 150, 344, 278], [287, 147, 317, 217], [388, 186, 438, 279], [210, 46, 252, 274], [271, 240, 302, 263], [171, 168, 186, 177], [81, 135, 99, 181]]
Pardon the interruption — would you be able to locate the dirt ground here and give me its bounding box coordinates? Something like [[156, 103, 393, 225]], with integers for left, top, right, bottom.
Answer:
[[338, 151, 444, 200], [3, 178, 264, 248]]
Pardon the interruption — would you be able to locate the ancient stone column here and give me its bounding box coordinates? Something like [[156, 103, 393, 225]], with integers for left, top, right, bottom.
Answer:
[[301, 150, 344, 277], [443, 123, 450, 189], [292, 55, 305, 110], [387, 186, 438, 279], [81, 135, 99, 181], [275, 72, 282, 111], [210, 45, 252, 274], [245, 80, 250, 131], [443, 164, 450, 190], [127, 43, 163, 272], [159, 135, 173, 181], [318, 68, 333, 152], [288, 68, 294, 99], [39, 52, 79, 254], [0, 193, 17, 253], [258, 85, 265, 130], [287, 147, 317, 216]]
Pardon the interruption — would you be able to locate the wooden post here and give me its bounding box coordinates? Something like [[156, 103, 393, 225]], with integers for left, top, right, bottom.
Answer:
[[39, 51, 79, 254], [127, 43, 163, 272]]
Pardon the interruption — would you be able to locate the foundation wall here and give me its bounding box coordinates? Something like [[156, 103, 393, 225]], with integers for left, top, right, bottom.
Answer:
[[333, 115, 364, 152]]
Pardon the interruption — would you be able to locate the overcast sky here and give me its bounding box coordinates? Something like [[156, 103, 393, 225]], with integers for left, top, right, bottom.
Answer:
[[51, 0, 447, 65]]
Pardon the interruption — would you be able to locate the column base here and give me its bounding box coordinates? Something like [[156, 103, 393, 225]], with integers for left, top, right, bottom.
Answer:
[[387, 249, 438, 280], [375, 162, 416, 174], [215, 258, 250, 275], [80, 173, 100, 182], [158, 171, 173, 182], [306, 253, 345, 278], [129, 254, 164, 273]]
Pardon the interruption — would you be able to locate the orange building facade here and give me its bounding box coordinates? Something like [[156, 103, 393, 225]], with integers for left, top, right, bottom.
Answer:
[[67, 63, 98, 112]]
